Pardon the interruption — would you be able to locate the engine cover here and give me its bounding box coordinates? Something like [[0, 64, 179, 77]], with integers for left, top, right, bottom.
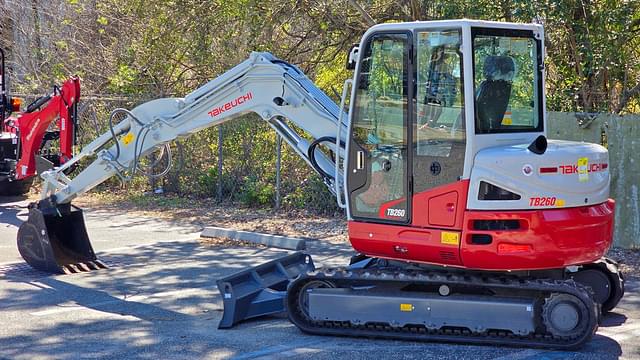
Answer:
[[467, 139, 609, 210]]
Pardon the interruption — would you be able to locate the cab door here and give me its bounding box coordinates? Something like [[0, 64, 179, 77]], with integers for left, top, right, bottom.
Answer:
[[346, 29, 464, 266], [347, 32, 411, 223]]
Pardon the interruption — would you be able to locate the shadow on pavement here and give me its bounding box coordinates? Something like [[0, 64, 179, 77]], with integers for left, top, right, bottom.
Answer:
[[0, 195, 28, 204], [0, 196, 28, 227], [601, 312, 627, 327], [0, 239, 629, 360]]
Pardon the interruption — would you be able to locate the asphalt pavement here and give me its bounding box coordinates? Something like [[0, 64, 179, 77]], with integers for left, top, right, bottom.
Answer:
[[0, 196, 638, 359]]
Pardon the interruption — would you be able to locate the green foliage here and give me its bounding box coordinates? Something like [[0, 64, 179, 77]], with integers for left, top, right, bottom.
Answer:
[[196, 166, 236, 197], [108, 64, 140, 93], [237, 175, 276, 206], [4, 0, 640, 214], [96, 16, 108, 26], [284, 176, 341, 215]]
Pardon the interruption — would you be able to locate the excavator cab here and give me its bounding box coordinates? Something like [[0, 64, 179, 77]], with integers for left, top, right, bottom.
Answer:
[[344, 22, 549, 265]]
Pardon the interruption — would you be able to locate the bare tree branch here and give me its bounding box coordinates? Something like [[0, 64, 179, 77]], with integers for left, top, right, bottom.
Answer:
[[614, 82, 640, 114], [347, 0, 376, 27]]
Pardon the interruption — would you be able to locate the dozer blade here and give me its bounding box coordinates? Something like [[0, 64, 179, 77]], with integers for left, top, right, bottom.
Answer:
[[17, 202, 106, 274], [217, 252, 314, 329]]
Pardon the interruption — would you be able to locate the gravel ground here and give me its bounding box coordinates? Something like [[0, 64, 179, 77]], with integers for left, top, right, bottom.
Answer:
[[607, 247, 640, 279], [74, 192, 348, 243], [74, 192, 640, 278]]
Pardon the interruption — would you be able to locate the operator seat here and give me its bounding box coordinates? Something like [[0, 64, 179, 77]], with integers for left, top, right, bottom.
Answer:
[[475, 56, 516, 132]]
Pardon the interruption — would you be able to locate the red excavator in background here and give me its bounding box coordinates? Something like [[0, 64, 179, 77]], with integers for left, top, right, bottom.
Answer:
[[0, 47, 80, 195]]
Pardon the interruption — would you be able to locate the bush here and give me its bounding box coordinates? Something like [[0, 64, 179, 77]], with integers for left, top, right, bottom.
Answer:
[[237, 175, 276, 206], [284, 175, 342, 215]]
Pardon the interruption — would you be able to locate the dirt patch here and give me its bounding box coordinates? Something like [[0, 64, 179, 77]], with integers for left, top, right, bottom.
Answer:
[[74, 192, 639, 279], [607, 247, 640, 280], [199, 236, 266, 249], [74, 192, 348, 243]]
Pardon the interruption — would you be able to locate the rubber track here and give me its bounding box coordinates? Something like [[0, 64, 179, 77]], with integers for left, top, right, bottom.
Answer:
[[286, 268, 599, 349]]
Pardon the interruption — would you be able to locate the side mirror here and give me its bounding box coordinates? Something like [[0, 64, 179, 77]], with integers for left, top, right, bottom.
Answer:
[[346, 44, 359, 70]]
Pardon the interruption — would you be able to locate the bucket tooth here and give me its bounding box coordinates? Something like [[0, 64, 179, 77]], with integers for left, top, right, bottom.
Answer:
[[77, 263, 91, 272], [17, 202, 102, 274], [217, 252, 315, 329]]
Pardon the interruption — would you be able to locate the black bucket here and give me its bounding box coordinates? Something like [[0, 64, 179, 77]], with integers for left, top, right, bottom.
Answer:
[[17, 204, 106, 274]]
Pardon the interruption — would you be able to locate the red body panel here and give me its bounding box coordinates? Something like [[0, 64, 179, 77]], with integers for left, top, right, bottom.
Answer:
[[349, 222, 463, 265], [349, 180, 615, 271], [460, 199, 615, 270], [412, 181, 468, 229], [352, 181, 470, 266], [7, 77, 80, 180]]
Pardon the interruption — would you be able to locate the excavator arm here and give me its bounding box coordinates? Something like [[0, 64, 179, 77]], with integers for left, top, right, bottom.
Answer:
[[39, 52, 346, 205], [12, 76, 81, 180], [17, 52, 348, 274]]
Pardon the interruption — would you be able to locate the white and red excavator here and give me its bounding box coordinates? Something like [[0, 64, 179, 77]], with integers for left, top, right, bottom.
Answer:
[[17, 20, 623, 349], [0, 47, 81, 195]]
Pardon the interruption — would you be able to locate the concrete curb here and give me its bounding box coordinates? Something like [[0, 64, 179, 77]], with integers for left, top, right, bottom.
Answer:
[[200, 226, 306, 250]]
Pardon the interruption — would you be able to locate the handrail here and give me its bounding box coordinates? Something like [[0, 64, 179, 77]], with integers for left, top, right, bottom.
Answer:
[[335, 78, 352, 208]]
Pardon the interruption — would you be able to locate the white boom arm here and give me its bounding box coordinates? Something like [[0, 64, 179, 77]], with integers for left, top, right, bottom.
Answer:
[[40, 52, 348, 205]]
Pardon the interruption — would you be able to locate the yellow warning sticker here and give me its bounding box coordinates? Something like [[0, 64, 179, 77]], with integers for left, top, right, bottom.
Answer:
[[555, 198, 566, 207], [122, 132, 134, 146], [577, 157, 589, 182], [400, 303, 414, 312], [501, 111, 513, 125], [441, 231, 460, 246]]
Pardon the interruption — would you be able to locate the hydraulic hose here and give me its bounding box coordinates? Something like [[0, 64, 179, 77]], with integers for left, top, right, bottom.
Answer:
[[307, 136, 345, 181], [107, 108, 172, 181]]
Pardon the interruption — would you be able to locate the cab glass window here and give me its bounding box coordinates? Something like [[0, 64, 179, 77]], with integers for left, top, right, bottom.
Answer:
[[414, 29, 466, 193], [349, 33, 409, 222], [473, 29, 542, 133]]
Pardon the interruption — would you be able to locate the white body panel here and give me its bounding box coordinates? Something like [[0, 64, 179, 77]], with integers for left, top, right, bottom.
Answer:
[[345, 20, 605, 218], [467, 140, 610, 210]]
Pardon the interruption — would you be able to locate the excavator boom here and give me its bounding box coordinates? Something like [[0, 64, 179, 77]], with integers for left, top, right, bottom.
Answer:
[[18, 52, 347, 274]]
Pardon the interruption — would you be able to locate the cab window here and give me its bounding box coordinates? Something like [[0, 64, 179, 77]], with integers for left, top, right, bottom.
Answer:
[[473, 28, 543, 133]]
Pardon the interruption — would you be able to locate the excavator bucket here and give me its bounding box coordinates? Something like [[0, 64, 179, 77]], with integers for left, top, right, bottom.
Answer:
[[217, 252, 314, 329], [17, 203, 106, 274]]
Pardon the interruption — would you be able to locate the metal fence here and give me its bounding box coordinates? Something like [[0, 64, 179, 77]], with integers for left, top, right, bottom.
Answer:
[[16, 93, 640, 248]]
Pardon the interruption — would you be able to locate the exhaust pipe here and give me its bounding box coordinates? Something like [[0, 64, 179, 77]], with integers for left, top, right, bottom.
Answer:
[[17, 199, 106, 274]]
